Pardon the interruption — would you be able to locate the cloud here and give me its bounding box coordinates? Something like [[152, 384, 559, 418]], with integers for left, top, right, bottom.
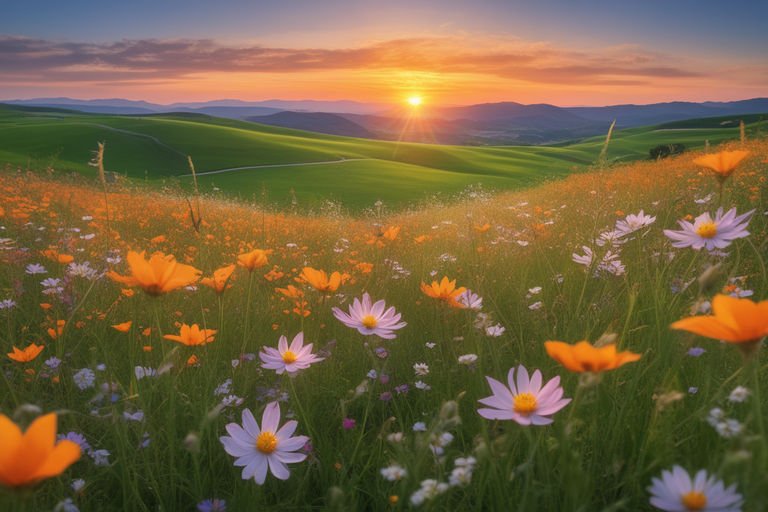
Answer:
[[0, 34, 710, 87]]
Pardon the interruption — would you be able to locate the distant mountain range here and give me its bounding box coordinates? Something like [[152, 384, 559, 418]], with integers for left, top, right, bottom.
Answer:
[[4, 96, 767, 145]]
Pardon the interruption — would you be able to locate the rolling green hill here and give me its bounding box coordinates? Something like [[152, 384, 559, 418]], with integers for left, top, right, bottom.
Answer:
[[0, 103, 762, 208]]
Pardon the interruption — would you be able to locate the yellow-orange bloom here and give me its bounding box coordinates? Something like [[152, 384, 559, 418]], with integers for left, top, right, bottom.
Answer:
[[693, 150, 749, 179], [7, 343, 44, 362], [163, 324, 217, 346], [420, 277, 467, 307], [200, 264, 236, 294], [112, 321, 132, 333], [544, 341, 641, 373], [237, 249, 269, 271], [42, 249, 74, 264], [106, 251, 201, 297], [300, 267, 348, 292], [0, 413, 81, 488], [381, 225, 400, 241], [671, 294, 768, 344]]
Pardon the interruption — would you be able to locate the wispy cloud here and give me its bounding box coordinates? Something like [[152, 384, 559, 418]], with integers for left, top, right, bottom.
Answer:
[[0, 34, 705, 87]]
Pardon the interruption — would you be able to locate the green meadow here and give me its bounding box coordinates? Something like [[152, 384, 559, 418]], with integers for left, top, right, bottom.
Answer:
[[1, 104, 763, 208]]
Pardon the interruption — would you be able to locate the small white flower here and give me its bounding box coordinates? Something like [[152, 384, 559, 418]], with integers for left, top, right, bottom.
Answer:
[[715, 419, 744, 439], [647, 465, 742, 511], [485, 324, 505, 337], [415, 380, 431, 390], [380, 464, 407, 481], [413, 363, 429, 376], [528, 301, 543, 310], [386, 432, 404, 443], [458, 354, 478, 365], [728, 386, 750, 403], [412, 422, 427, 432]]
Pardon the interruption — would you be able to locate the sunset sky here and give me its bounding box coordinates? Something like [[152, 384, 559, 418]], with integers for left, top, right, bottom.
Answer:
[[2, 0, 767, 107]]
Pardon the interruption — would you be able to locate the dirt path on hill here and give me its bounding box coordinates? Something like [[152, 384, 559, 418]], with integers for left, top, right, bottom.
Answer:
[[74, 122, 188, 158], [185, 158, 371, 176]]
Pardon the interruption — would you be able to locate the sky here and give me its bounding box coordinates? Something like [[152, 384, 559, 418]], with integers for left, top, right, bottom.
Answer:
[[1, 0, 767, 107]]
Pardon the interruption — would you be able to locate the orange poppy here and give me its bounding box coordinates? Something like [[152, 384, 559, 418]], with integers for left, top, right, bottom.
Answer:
[[7, 343, 44, 362], [237, 249, 269, 271], [544, 341, 641, 373], [0, 413, 81, 488], [106, 251, 201, 296], [671, 295, 768, 351], [112, 321, 132, 333], [163, 324, 217, 346], [420, 277, 467, 307], [200, 264, 236, 294], [300, 267, 348, 293], [693, 150, 749, 179]]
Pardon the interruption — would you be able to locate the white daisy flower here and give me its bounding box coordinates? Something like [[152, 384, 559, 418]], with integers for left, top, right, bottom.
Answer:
[[647, 465, 742, 511]]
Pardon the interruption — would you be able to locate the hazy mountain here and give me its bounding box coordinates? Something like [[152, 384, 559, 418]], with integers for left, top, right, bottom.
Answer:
[[247, 111, 376, 138], [4, 96, 766, 145], [3, 97, 387, 116], [566, 98, 768, 127]]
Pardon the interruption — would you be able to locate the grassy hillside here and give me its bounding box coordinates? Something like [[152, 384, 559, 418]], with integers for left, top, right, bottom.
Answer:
[[0, 139, 765, 511], [0, 103, 762, 208]]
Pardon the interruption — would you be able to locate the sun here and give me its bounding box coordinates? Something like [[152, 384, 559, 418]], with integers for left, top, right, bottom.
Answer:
[[407, 95, 422, 107]]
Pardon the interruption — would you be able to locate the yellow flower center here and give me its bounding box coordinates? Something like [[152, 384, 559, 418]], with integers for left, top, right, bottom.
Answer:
[[695, 221, 717, 239], [362, 315, 378, 329], [256, 431, 278, 454], [513, 392, 538, 414], [282, 350, 297, 364], [681, 490, 707, 510]]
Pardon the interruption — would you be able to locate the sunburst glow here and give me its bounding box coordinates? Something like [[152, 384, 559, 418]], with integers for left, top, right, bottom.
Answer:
[[407, 96, 422, 107]]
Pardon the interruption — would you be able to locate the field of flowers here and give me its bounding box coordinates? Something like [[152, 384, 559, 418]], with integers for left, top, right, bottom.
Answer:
[[0, 139, 766, 511]]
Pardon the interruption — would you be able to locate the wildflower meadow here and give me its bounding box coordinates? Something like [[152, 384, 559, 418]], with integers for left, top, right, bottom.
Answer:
[[1, 139, 767, 511]]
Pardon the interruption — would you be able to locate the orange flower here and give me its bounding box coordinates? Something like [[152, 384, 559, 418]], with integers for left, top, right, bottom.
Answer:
[[106, 251, 201, 296], [381, 225, 400, 241], [163, 324, 216, 346], [7, 343, 44, 362], [544, 341, 641, 373], [276, 285, 304, 298], [200, 264, 236, 294], [671, 295, 768, 352], [237, 249, 269, 271], [693, 150, 749, 179], [0, 413, 81, 488], [187, 354, 200, 366], [150, 235, 166, 243], [300, 267, 348, 293], [420, 277, 467, 307], [47, 319, 66, 339], [474, 224, 491, 232], [112, 321, 132, 333], [42, 249, 74, 264]]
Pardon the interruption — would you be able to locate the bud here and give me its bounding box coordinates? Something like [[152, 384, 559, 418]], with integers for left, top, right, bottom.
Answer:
[[438, 399, 461, 430], [13, 403, 43, 422], [594, 332, 618, 348], [327, 486, 345, 511], [184, 432, 200, 453], [697, 263, 723, 294]]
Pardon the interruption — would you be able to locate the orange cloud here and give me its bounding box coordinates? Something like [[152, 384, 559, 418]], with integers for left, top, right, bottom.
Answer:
[[1, 34, 764, 105]]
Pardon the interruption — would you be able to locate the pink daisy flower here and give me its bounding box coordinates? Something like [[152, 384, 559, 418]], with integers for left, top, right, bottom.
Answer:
[[259, 332, 324, 375], [220, 402, 309, 485], [663, 207, 753, 251], [332, 293, 406, 339], [477, 365, 570, 425]]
